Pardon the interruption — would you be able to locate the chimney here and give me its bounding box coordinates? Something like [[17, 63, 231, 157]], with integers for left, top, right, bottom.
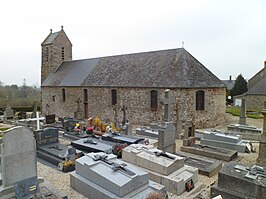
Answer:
[[229, 75, 232, 81], [264, 61, 266, 68]]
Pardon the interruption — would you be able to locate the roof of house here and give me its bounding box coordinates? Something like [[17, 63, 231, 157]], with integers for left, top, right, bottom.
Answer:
[[42, 48, 225, 88], [245, 76, 266, 95]]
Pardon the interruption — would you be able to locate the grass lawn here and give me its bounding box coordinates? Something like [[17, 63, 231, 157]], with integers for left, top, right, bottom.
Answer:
[[226, 106, 263, 119]]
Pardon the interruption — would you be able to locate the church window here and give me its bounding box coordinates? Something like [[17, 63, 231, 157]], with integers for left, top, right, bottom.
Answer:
[[84, 89, 88, 102], [61, 47, 65, 61], [196, 90, 205, 110], [150, 90, 158, 110], [111, 89, 117, 105], [46, 47, 49, 62], [52, 95, 55, 102], [62, 88, 66, 102]]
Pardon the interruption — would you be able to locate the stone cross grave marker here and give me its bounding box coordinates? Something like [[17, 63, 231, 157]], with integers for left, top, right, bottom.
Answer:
[[257, 101, 266, 166], [121, 105, 127, 127], [75, 97, 83, 120], [239, 99, 247, 125], [163, 89, 175, 122], [0, 126, 38, 197], [113, 105, 119, 128]]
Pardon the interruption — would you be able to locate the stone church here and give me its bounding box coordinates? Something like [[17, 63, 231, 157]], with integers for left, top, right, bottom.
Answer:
[[41, 27, 226, 128]]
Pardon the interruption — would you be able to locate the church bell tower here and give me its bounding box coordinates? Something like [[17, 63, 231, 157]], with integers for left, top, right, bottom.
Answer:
[[41, 26, 72, 84]]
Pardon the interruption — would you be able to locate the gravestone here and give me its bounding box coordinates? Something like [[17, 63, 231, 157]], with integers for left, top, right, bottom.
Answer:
[[45, 114, 56, 124], [0, 126, 69, 198], [61, 117, 79, 132], [0, 126, 38, 198], [211, 162, 266, 199], [32, 100, 38, 118], [70, 152, 166, 199], [239, 99, 247, 125], [121, 105, 127, 127], [257, 101, 266, 166], [182, 121, 196, 147], [200, 130, 252, 153], [155, 122, 176, 154], [34, 127, 83, 166], [18, 111, 27, 120], [74, 97, 83, 120], [4, 105, 14, 119], [122, 144, 198, 195]]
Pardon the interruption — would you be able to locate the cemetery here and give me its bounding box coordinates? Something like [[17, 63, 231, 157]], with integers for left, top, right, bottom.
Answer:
[[1, 89, 266, 199]]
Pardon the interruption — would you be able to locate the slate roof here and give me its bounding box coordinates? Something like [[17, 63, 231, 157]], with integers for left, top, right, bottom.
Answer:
[[245, 76, 266, 95], [41, 32, 59, 45], [42, 48, 225, 88]]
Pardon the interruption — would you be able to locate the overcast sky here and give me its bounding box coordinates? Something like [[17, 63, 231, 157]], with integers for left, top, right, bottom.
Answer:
[[1, 0, 266, 86]]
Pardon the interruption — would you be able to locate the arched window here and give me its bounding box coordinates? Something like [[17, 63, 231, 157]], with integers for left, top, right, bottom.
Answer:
[[111, 89, 117, 105], [196, 90, 205, 110], [150, 90, 158, 110], [62, 88, 66, 102], [83, 89, 88, 102]]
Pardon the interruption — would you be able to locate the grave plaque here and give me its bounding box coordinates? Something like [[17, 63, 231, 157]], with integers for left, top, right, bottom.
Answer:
[[45, 114, 56, 124], [14, 176, 39, 198]]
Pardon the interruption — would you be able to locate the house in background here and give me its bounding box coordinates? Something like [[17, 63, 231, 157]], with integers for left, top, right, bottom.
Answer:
[[242, 61, 266, 112], [41, 27, 226, 128]]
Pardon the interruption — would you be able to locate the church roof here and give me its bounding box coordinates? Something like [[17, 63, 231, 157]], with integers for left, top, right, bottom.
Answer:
[[42, 48, 225, 88], [245, 76, 266, 95]]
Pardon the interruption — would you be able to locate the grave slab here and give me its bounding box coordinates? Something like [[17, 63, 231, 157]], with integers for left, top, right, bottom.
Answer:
[[227, 124, 262, 141], [70, 152, 166, 199], [181, 144, 238, 162], [136, 127, 159, 138], [211, 162, 266, 199], [175, 151, 222, 177], [102, 132, 144, 145], [122, 144, 199, 195], [71, 138, 113, 153], [200, 130, 251, 153]]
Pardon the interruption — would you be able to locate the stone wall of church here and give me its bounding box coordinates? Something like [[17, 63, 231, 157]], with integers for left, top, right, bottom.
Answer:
[[42, 86, 226, 128], [245, 95, 266, 112]]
